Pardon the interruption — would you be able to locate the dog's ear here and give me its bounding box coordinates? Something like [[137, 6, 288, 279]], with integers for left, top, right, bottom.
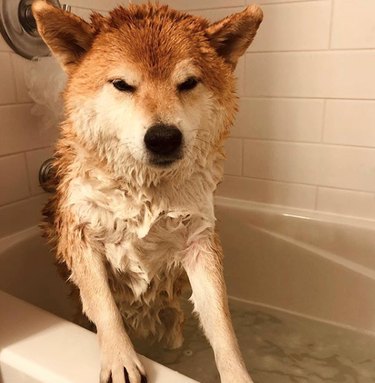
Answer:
[[206, 5, 263, 69], [32, 0, 95, 73]]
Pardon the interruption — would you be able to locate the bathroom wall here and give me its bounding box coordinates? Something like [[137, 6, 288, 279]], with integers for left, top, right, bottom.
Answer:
[[1, 0, 374, 240]]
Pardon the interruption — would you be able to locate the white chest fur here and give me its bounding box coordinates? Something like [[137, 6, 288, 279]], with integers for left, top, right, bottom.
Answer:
[[64, 165, 216, 299]]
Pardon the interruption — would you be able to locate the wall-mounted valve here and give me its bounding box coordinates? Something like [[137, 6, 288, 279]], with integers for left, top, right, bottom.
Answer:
[[0, 0, 71, 59]]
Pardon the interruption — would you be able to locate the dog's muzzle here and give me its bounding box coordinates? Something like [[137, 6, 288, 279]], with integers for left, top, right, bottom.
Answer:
[[144, 124, 183, 166]]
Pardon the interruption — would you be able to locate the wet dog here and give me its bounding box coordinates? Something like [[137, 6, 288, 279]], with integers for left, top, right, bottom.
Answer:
[[32, 1, 262, 382]]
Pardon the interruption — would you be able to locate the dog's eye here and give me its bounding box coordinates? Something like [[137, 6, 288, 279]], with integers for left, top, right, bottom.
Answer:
[[178, 77, 199, 92], [111, 79, 136, 93]]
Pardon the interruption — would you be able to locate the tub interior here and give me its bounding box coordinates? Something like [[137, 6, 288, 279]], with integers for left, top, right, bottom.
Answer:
[[0, 229, 74, 322], [1, 201, 375, 383]]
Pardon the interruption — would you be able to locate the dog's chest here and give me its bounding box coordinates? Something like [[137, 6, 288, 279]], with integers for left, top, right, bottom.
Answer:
[[68, 173, 214, 298]]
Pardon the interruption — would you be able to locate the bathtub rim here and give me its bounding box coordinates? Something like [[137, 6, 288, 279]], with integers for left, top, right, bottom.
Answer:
[[215, 196, 375, 230], [1, 196, 374, 253], [0, 291, 198, 383]]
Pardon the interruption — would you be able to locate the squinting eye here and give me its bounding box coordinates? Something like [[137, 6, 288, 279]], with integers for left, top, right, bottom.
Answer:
[[178, 77, 199, 92], [111, 79, 136, 93]]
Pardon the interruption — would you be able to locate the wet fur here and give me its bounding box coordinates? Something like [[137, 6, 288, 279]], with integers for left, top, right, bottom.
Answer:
[[33, 1, 262, 382]]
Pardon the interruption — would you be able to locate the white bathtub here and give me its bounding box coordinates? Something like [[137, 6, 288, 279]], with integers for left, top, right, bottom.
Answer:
[[1, 197, 375, 382]]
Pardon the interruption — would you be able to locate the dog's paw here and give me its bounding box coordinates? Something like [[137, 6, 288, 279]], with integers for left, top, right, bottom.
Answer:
[[103, 367, 147, 383], [101, 363, 147, 383], [99, 343, 147, 383]]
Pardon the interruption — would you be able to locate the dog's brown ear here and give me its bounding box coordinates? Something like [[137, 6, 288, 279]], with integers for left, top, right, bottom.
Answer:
[[206, 5, 263, 69], [32, 0, 95, 73]]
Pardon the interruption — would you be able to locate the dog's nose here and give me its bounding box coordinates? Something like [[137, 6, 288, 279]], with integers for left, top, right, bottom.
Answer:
[[144, 124, 183, 156]]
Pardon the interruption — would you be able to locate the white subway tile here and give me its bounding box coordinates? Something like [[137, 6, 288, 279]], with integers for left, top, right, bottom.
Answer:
[[0, 154, 30, 205], [243, 140, 320, 184], [235, 57, 245, 97], [0, 195, 48, 238], [217, 175, 316, 209], [233, 98, 324, 142], [131, 0, 244, 10], [0, 105, 58, 156], [331, 0, 375, 49], [26, 148, 54, 196], [224, 138, 242, 176], [324, 100, 375, 148], [243, 141, 375, 192], [318, 146, 375, 193], [187, 7, 243, 22], [245, 51, 375, 99], [317, 188, 375, 220], [0, 53, 16, 105], [67, 0, 123, 10], [249, 0, 321, 3], [10, 54, 32, 103], [250, 1, 330, 52], [71, 6, 95, 20]]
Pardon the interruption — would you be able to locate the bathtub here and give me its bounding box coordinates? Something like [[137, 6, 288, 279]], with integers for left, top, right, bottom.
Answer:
[[1, 197, 375, 382]]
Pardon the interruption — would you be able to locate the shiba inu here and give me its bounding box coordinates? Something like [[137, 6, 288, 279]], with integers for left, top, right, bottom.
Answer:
[[32, 1, 263, 382]]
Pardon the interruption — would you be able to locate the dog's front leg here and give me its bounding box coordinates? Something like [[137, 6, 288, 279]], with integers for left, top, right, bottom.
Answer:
[[69, 247, 146, 383], [183, 233, 253, 383]]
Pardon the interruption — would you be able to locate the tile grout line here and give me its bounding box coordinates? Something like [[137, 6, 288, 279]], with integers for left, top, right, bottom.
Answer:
[[5, 52, 18, 105], [0, 194, 46, 210], [240, 138, 245, 176], [226, 174, 375, 195], [234, 137, 375, 151], [320, 99, 327, 143], [314, 186, 319, 210], [0, 101, 35, 108], [23, 152, 33, 196], [238, 96, 375, 101], [9, 53, 22, 103], [246, 47, 375, 54], [328, 0, 335, 49], [0, 146, 54, 160]]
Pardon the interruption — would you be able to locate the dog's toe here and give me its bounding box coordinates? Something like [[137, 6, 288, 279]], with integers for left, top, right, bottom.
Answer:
[[105, 368, 145, 383], [123, 367, 147, 383]]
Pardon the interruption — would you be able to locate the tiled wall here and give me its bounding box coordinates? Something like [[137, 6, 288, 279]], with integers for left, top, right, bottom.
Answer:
[[1, 0, 374, 239], [172, 0, 375, 221]]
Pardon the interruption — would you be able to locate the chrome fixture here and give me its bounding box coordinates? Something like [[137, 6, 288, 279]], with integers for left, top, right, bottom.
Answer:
[[39, 157, 56, 193], [0, 0, 70, 59]]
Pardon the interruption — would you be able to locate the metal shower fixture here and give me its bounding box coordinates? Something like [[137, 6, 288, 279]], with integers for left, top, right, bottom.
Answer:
[[0, 0, 71, 59]]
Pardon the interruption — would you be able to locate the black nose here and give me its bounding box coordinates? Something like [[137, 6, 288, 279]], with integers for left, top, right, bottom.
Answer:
[[144, 124, 183, 156]]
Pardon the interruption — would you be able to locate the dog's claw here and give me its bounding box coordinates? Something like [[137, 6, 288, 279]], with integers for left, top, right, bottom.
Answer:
[[106, 368, 146, 383]]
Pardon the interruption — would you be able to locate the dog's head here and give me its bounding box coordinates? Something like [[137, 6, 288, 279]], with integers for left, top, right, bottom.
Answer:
[[33, 1, 262, 182]]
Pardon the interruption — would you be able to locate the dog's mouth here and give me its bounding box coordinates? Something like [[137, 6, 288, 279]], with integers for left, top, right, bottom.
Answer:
[[148, 152, 183, 168]]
